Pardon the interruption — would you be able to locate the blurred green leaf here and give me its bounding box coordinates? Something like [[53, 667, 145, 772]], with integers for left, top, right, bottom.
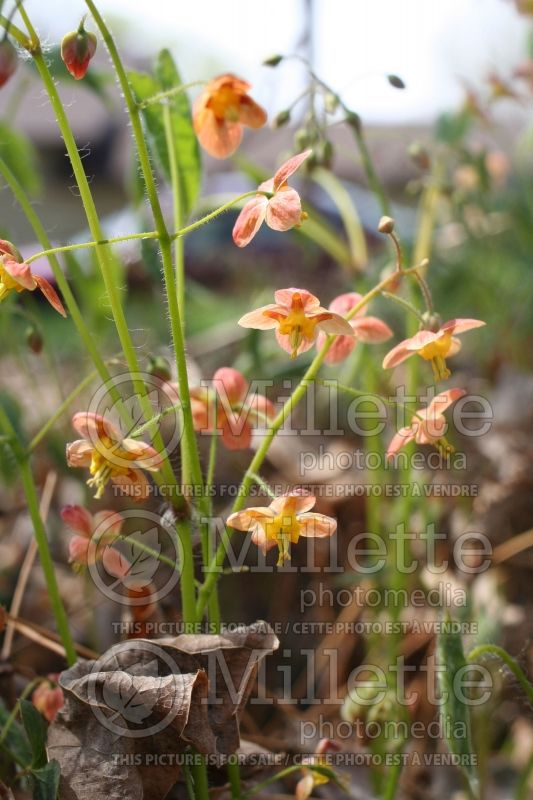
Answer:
[[437, 618, 477, 788], [0, 699, 32, 767], [0, 391, 24, 483], [20, 700, 47, 770], [435, 111, 472, 146], [0, 123, 41, 195], [30, 761, 60, 800], [129, 50, 201, 221]]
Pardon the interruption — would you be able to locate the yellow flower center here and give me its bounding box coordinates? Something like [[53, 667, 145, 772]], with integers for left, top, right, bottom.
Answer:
[[0, 263, 22, 301], [418, 331, 453, 381], [86, 436, 130, 499], [210, 87, 241, 121], [278, 306, 320, 359], [263, 511, 302, 566]]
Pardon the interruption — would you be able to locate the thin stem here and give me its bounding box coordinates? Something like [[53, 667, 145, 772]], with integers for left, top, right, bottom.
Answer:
[[196, 270, 400, 618], [111, 533, 181, 573], [467, 645, 533, 706], [227, 760, 242, 800], [0, 12, 30, 48], [248, 472, 276, 499], [139, 80, 204, 108], [163, 102, 185, 329], [243, 766, 302, 798], [170, 192, 268, 240], [25, 231, 160, 264], [382, 291, 426, 324], [28, 360, 119, 451], [0, 679, 41, 746], [0, 406, 76, 665]]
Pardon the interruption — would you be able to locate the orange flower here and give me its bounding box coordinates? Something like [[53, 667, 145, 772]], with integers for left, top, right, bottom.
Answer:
[[232, 150, 311, 246], [0, 240, 66, 316], [227, 492, 337, 566], [238, 288, 355, 359], [386, 388, 466, 458], [66, 412, 163, 501], [382, 318, 485, 381], [193, 74, 267, 158], [32, 675, 64, 722], [183, 367, 275, 450], [316, 292, 393, 364], [61, 504, 129, 579]]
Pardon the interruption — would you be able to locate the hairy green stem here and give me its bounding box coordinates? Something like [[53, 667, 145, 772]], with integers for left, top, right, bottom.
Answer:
[[467, 645, 533, 706]]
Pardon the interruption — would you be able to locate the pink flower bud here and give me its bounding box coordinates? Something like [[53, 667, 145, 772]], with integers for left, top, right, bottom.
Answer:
[[61, 23, 97, 80], [32, 679, 64, 722], [213, 367, 248, 406], [0, 40, 17, 89]]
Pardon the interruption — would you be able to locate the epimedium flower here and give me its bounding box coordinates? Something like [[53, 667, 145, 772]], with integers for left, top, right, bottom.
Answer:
[[316, 292, 393, 364], [61, 19, 97, 80], [238, 288, 355, 359], [32, 675, 64, 723], [66, 412, 163, 501], [232, 150, 312, 247], [226, 492, 337, 566], [382, 318, 485, 381], [61, 505, 129, 578], [386, 388, 466, 459], [0, 240, 66, 316], [193, 74, 267, 159], [295, 739, 342, 800], [175, 367, 276, 450]]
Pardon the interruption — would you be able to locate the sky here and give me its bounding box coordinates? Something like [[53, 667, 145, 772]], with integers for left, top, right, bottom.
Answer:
[[24, 0, 530, 123]]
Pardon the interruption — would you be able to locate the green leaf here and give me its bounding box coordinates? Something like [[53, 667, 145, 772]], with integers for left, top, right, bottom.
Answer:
[[128, 50, 201, 221], [30, 761, 60, 800], [437, 618, 478, 787], [20, 700, 47, 769], [311, 167, 368, 270], [0, 123, 41, 195], [0, 699, 32, 766]]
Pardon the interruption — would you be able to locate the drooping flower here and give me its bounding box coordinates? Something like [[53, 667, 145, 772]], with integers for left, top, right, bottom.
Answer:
[[61, 504, 129, 578], [232, 151, 311, 247], [316, 292, 393, 364], [226, 492, 337, 566], [238, 288, 355, 359], [386, 388, 466, 458], [61, 20, 97, 80], [382, 318, 485, 381], [295, 739, 342, 800], [66, 413, 163, 501], [32, 675, 64, 722], [0, 40, 17, 89], [193, 74, 267, 158], [0, 240, 66, 316], [174, 367, 275, 450]]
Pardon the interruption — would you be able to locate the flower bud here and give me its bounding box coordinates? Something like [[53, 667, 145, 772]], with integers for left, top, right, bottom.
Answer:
[[263, 54, 283, 67], [387, 74, 406, 89], [378, 216, 395, 234], [408, 141, 431, 171], [61, 20, 97, 80], [294, 129, 310, 151], [147, 355, 172, 383], [421, 311, 442, 332], [324, 92, 340, 114], [26, 325, 43, 354], [315, 139, 334, 168], [0, 40, 17, 89], [345, 111, 361, 133], [272, 109, 291, 129]]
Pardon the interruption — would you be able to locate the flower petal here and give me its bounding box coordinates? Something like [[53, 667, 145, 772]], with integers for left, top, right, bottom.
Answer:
[[65, 439, 93, 467], [68, 535, 90, 564], [265, 187, 302, 231], [226, 507, 275, 531], [316, 313, 356, 337], [238, 95, 267, 129], [275, 329, 315, 356], [352, 316, 393, 343], [329, 292, 365, 318], [298, 512, 337, 538], [213, 367, 248, 405], [92, 509, 124, 540], [441, 318, 486, 335], [112, 468, 150, 502], [274, 288, 320, 312], [61, 505, 92, 537], [238, 304, 283, 330], [272, 149, 312, 190], [232, 196, 268, 246], [382, 341, 413, 369], [120, 438, 164, 471], [321, 333, 356, 364], [33, 275, 67, 317], [2, 259, 36, 290], [193, 108, 242, 159], [102, 546, 132, 580], [270, 493, 316, 515], [220, 417, 252, 450], [386, 427, 415, 458], [426, 388, 467, 419], [71, 412, 120, 444], [250, 526, 278, 554]]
